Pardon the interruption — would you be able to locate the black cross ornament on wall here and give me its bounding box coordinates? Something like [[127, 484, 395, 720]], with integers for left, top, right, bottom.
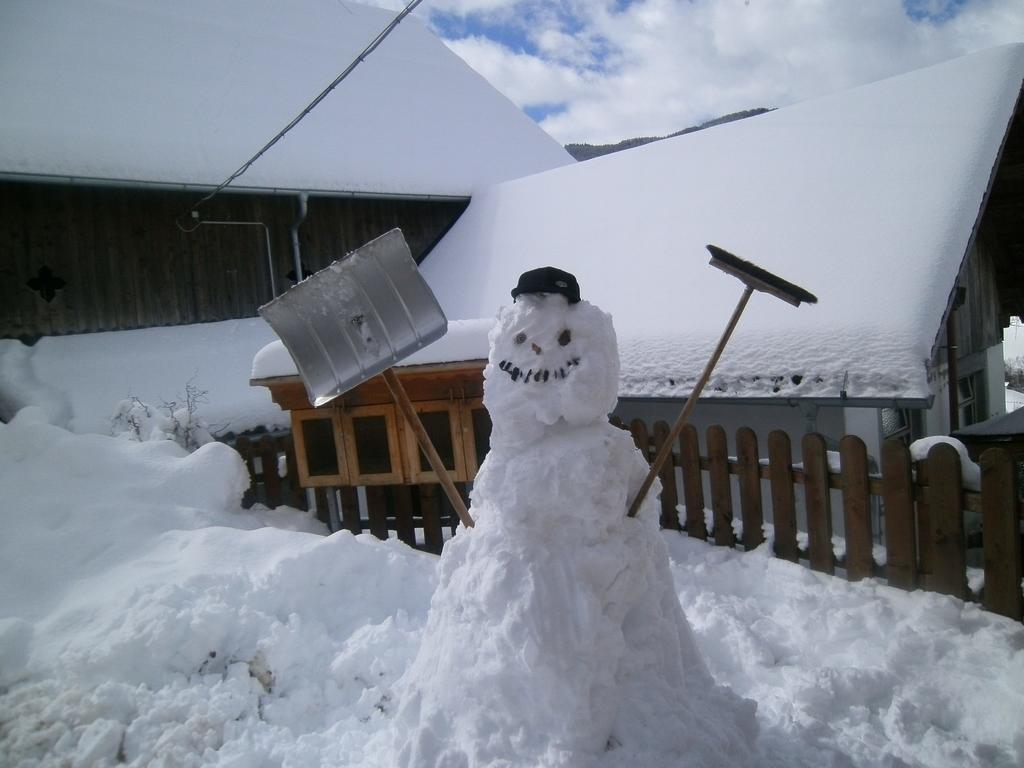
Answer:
[[26, 265, 67, 303]]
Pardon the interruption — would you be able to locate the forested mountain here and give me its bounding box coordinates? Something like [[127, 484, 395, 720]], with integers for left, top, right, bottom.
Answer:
[[564, 108, 772, 161]]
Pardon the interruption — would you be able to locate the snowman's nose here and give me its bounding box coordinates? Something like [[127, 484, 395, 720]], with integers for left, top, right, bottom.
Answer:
[[531, 343, 542, 355]]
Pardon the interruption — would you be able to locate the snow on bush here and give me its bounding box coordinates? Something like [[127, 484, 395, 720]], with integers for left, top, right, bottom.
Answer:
[[111, 381, 213, 451]]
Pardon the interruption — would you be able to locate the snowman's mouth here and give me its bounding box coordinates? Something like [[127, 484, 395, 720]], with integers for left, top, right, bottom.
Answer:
[[497, 357, 580, 384]]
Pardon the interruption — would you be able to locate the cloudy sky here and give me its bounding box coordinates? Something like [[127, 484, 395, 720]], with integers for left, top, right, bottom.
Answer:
[[368, 0, 1024, 145]]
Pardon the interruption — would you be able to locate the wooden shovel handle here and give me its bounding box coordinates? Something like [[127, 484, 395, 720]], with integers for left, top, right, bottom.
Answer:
[[627, 286, 754, 517], [382, 368, 475, 529]]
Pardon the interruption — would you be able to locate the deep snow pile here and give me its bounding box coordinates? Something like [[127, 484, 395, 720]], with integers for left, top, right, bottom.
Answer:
[[392, 294, 756, 767], [1, 408, 1024, 766], [0, 319, 288, 436], [668, 537, 1024, 768], [0, 407, 427, 767]]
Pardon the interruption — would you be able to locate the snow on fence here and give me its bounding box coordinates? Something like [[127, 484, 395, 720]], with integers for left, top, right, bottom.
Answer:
[[231, 421, 1024, 623], [233, 433, 304, 511]]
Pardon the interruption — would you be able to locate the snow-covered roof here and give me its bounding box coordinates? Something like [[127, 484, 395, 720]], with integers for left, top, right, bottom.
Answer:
[[0, 0, 571, 196], [421, 45, 1024, 403], [954, 406, 1024, 439], [251, 319, 490, 380]]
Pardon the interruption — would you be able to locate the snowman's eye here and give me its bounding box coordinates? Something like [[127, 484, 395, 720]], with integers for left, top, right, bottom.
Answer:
[[514, 332, 527, 345], [558, 329, 571, 347]]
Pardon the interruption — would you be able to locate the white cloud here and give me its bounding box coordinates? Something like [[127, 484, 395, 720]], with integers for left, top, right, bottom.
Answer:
[[355, 0, 1024, 144], [444, 36, 593, 108]]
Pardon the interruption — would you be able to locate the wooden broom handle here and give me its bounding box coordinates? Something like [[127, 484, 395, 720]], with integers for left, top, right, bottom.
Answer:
[[382, 368, 475, 528], [627, 286, 754, 518]]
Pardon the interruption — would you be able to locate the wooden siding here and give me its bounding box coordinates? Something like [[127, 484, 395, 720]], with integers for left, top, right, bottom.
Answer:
[[956, 231, 1005, 356], [986, 93, 1024, 322], [254, 364, 488, 489], [0, 180, 467, 339]]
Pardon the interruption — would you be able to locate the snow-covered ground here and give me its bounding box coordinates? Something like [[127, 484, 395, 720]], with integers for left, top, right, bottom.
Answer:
[[2, 406, 1022, 767]]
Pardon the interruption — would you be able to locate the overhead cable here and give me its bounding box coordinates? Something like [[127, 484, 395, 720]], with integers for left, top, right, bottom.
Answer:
[[177, 0, 425, 231]]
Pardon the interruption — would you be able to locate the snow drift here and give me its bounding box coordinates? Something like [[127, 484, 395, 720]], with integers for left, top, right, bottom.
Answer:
[[1, 407, 1022, 767]]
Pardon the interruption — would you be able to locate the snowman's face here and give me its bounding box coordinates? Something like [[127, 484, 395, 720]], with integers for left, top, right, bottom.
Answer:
[[484, 294, 619, 441]]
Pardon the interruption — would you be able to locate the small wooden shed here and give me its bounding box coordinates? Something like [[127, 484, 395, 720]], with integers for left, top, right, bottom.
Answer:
[[953, 408, 1024, 464], [252, 360, 490, 548]]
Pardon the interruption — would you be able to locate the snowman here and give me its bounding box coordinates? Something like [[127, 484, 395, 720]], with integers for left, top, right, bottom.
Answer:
[[391, 268, 758, 767]]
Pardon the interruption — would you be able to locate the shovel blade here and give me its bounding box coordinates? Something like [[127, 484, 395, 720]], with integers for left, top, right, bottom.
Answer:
[[259, 228, 447, 406]]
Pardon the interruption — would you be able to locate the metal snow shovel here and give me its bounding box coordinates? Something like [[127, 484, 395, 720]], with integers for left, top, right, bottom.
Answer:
[[259, 228, 474, 528], [626, 245, 818, 518]]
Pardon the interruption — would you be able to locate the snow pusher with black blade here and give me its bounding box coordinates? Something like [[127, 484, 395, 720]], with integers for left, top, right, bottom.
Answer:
[[627, 244, 818, 518]]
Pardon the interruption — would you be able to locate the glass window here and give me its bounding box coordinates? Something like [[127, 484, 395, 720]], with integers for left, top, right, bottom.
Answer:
[[302, 417, 339, 476], [881, 407, 923, 446], [471, 407, 492, 467], [958, 375, 978, 426], [417, 410, 456, 472], [352, 415, 392, 475], [881, 407, 906, 439]]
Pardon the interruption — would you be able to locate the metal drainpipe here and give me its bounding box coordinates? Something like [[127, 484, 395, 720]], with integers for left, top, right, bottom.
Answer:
[[799, 401, 819, 434], [291, 193, 309, 283], [947, 310, 960, 432], [946, 287, 966, 432]]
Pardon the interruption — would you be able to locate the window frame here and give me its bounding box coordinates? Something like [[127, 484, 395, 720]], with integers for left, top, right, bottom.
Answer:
[[401, 399, 470, 484], [291, 409, 350, 487], [341, 404, 406, 485], [958, 373, 980, 427], [460, 397, 491, 479]]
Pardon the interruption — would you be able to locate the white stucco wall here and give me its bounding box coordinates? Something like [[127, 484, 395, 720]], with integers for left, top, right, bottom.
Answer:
[[615, 398, 870, 453], [613, 398, 871, 538], [842, 408, 883, 464], [923, 341, 1004, 436], [985, 344, 1007, 419]]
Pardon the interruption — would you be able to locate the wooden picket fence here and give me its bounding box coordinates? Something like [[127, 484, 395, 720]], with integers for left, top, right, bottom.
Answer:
[[233, 433, 306, 511], [231, 432, 466, 547], [229, 421, 1024, 622], [615, 418, 1024, 622]]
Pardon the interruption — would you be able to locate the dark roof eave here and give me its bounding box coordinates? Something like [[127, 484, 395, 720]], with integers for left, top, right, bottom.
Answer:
[[930, 80, 1024, 359], [619, 394, 934, 409]]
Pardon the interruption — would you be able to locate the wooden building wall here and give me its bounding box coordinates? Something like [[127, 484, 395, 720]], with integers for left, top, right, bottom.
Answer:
[[0, 180, 467, 339], [956, 227, 1005, 356]]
